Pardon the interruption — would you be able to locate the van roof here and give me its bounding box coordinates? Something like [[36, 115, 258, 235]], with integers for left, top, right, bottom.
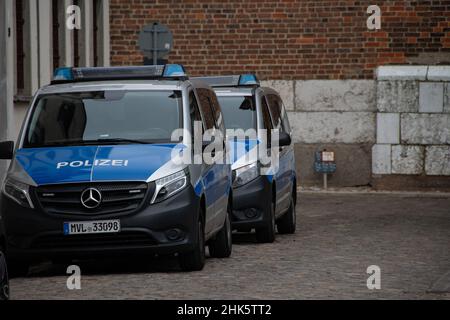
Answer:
[[193, 75, 259, 88], [213, 87, 255, 97], [39, 80, 191, 95]]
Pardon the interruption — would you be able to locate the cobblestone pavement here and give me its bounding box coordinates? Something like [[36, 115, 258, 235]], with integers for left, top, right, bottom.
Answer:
[[10, 193, 450, 300]]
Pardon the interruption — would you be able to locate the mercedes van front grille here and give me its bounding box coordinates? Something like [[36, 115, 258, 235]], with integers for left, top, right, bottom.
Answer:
[[34, 182, 153, 216]]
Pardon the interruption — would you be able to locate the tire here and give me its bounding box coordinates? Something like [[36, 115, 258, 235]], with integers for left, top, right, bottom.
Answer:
[[256, 201, 276, 243], [277, 195, 296, 234], [208, 204, 232, 258], [0, 252, 9, 300], [179, 217, 206, 272]]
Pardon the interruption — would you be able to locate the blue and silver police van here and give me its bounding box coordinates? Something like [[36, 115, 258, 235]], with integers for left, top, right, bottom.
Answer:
[[0, 64, 233, 274], [194, 75, 297, 243]]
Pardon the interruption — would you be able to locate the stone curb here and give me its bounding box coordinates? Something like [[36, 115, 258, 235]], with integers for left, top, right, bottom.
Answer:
[[298, 186, 450, 197]]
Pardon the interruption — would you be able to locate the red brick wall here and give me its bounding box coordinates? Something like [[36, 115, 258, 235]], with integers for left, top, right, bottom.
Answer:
[[110, 0, 450, 80]]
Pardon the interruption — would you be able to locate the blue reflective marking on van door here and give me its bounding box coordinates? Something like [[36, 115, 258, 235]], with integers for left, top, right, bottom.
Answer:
[[194, 180, 203, 197], [275, 147, 294, 212], [202, 166, 217, 208], [228, 139, 259, 164]]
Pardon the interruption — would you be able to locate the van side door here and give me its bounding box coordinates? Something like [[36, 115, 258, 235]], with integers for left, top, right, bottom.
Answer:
[[267, 94, 292, 216], [208, 90, 230, 231], [195, 88, 221, 237]]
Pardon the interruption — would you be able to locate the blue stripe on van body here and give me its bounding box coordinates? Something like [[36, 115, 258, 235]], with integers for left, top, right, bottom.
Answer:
[[91, 144, 177, 182], [15, 144, 178, 186], [16, 146, 97, 185], [229, 139, 259, 164]]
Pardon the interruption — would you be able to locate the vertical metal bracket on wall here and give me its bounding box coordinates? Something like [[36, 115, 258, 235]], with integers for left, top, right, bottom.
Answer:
[[138, 22, 173, 65]]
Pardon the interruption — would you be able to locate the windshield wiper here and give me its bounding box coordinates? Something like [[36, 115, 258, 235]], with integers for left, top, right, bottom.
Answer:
[[30, 138, 158, 148], [41, 138, 152, 147], [95, 138, 151, 145]]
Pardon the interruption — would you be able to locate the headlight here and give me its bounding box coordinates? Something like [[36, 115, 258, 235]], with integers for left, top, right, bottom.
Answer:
[[233, 163, 259, 188], [152, 169, 188, 204], [1, 178, 34, 208]]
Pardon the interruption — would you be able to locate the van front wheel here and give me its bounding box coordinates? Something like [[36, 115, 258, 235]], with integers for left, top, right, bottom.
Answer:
[[179, 217, 206, 272], [255, 201, 276, 243], [277, 195, 296, 234], [208, 204, 232, 258]]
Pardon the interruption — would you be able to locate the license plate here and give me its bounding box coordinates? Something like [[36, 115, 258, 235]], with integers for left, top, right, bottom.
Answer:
[[63, 220, 121, 235]]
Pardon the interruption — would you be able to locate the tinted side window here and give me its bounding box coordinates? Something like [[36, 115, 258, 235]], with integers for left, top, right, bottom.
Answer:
[[281, 102, 292, 134], [196, 88, 215, 130], [189, 91, 203, 134], [209, 92, 225, 134], [261, 97, 273, 144], [267, 94, 282, 131]]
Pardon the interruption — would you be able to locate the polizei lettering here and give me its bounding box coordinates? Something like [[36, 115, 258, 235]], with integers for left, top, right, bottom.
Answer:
[[57, 160, 129, 169]]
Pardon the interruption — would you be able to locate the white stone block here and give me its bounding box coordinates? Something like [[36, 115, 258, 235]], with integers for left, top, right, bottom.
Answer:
[[260, 80, 295, 111], [377, 81, 419, 113], [295, 80, 376, 112], [419, 82, 444, 113], [401, 114, 450, 145], [427, 66, 450, 81], [377, 113, 400, 144], [425, 146, 450, 176], [377, 66, 428, 81], [372, 144, 391, 174], [391, 145, 424, 175], [287, 112, 376, 144]]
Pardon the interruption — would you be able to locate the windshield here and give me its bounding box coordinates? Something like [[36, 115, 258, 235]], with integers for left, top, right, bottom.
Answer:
[[24, 90, 183, 148], [217, 96, 256, 131]]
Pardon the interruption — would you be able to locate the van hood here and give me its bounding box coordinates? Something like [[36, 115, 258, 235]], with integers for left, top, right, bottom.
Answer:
[[15, 144, 180, 185]]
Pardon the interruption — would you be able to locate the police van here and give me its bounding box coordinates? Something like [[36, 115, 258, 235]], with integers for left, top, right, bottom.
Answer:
[[0, 64, 233, 274], [194, 75, 297, 243]]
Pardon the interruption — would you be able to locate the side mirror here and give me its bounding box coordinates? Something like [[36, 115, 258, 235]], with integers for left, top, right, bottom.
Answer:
[[279, 132, 292, 147], [0, 141, 14, 160]]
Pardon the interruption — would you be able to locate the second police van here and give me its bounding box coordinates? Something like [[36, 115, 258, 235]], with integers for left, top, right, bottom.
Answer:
[[195, 75, 297, 243], [0, 65, 233, 274]]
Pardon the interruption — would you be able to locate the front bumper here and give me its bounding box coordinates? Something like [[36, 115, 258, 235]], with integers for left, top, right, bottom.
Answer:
[[1, 185, 200, 261], [231, 176, 272, 230]]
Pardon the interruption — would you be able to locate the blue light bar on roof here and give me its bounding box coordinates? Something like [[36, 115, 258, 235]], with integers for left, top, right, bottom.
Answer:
[[52, 64, 187, 82], [54, 67, 74, 81], [238, 74, 259, 85], [163, 64, 187, 77]]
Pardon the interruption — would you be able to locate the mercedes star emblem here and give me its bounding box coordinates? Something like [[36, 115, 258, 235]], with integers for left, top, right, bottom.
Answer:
[[80, 188, 102, 209]]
